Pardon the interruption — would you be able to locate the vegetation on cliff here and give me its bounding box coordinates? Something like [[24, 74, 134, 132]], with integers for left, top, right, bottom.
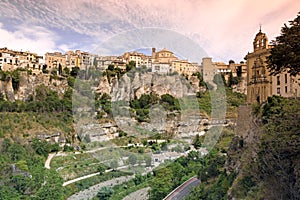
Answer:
[[187, 96, 300, 199], [0, 139, 64, 199]]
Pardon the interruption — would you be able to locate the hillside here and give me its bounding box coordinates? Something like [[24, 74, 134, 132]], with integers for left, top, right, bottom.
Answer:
[[186, 96, 300, 199]]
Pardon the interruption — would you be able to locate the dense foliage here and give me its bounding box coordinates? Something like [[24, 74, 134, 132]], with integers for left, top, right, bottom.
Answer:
[[225, 96, 300, 199], [0, 139, 64, 200], [267, 12, 300, 76], [129, 93, 180, 122], [256, 96, 300, 199]]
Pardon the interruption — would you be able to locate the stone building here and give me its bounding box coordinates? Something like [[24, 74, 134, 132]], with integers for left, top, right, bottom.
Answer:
[[65, 50, 80, 68], [78, 50, 91, 70], [201, 57, 218, 83], [245, 29, 300, 104], [97, 56, 118, 70], [216, 61, 247, 94], [45, 52, 66, 72], [0, 47, 42, 74], [151, 62, 170, 73], [171, 59, 198, 76], [151, 48, 177, 64], [151, 48, 198, 76]]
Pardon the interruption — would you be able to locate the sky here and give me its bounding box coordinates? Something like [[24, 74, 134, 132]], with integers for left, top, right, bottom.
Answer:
[[0, 0, 299, 63]]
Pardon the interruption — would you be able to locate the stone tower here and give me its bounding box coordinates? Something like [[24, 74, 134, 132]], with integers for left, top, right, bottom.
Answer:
[[253, 28, 268, 51], [245, 28, 271, 104]]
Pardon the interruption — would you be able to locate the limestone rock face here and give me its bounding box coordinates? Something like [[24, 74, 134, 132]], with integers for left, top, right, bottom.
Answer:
[[90, 72, 208, 141], [0, 76, 14, 101], [97, 72, 201, 101], [0, 72, 69, 101], [78, 122, 119, 142]]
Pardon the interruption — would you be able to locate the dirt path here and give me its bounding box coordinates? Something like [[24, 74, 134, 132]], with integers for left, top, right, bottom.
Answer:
[[44, 147, 110, 169], [44, 153, 56, 169]]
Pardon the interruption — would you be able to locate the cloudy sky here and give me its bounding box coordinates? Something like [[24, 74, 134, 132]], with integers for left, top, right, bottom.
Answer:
[[0, 0, 299, 63]]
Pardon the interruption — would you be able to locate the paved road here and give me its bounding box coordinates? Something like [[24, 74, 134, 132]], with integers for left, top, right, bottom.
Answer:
[[164, 177, 200, 200]]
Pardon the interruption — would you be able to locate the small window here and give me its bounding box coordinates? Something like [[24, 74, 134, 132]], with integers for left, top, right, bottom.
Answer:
[[285, 74, 288, 84], [285, 86, 288, 93], [277, 88, 280, 95], [277, 76, 280, 85]]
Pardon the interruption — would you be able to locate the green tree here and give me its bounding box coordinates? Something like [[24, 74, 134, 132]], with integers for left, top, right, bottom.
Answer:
[[70, 66, 80, 77], [97, 186, 114, 200], [126, 61, 136, 71], [0, 186, 20, 200], [8, 143, 25, 161], [33, 169, 64, 200], [133, 173, 145, 185], [110, 160, 118, 170], [227, 72, 239, 87], [97, 165, 106, 175], [31, 138, 51, 157], [145, 155, 152, 167], [256, 97, 300, 199], [67, 76, 75, 87], [192, 134, 202, 149], [107, 64, 115, 71], [150, 167, 174, 200], [267, 12, 300, 76], [193, 72, 206, 87], [93, 57, 98, 67], [58, 63, 63, 75], [63, 67, 70, 75], [11, 174, 30, 194], [1, 138, 11, 152], [42, 64, 48, 74], [128, 154, 137, 166], [160, 94, 180, 111]]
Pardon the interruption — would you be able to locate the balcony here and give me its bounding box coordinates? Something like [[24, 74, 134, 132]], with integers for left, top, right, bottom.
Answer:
[[250, 75, 269, 84]]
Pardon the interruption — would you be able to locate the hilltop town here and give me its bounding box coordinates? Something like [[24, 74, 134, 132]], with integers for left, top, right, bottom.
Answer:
[[0, 23, 299, 200], [1, 28, 300, 104]]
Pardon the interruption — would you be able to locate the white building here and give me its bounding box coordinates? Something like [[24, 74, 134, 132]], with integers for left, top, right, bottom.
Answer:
[[151, 62, 171, 73]]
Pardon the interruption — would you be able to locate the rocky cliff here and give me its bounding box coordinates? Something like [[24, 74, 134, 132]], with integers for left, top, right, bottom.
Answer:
[[96, 72, 203, 100], [0, 72, 69, 101], [79, 72, 209, 142]]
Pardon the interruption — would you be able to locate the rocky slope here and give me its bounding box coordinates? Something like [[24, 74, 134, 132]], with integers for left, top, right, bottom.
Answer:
[[0, 72, 69, 101]]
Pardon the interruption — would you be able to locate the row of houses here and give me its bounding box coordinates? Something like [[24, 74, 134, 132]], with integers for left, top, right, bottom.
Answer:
[[1, 28, 299, 103], [0, 47, 201, 76], [0, 47, 43, 74], [0, 46, 249, 94]]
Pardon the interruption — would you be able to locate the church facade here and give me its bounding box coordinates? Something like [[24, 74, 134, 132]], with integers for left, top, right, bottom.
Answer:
[[245, 29, 300, 104]]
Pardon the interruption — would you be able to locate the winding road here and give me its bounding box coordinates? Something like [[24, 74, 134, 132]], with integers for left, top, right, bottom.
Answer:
[[164, 177, 200, 200], [44, 147, 109, 170], [44, 153, 56, 169]]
